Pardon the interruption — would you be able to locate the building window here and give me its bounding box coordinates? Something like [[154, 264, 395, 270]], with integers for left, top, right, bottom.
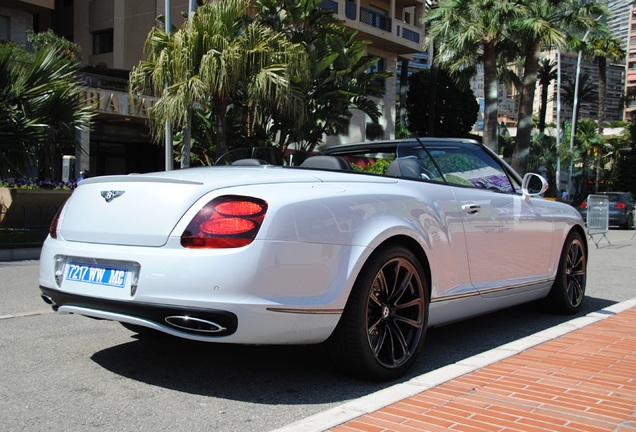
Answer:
[[368, 58, 386, 87], [0, 16, 9, 42], [93, 29, 113, 55]]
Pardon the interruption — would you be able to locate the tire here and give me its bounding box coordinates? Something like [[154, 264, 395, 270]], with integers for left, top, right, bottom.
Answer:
[[324, 245, 428, 381], [622, 213, 634, 230], [545, 231, 587, 315]]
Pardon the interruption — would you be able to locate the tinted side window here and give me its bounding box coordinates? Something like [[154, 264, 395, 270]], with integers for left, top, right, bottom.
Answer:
[[394, 141, 444, 182], [428, 144, 515, 193]]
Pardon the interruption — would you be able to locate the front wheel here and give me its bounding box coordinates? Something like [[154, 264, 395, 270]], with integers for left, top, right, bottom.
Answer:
[[324, 245, 428, 381], [545, 231, 587, 315]]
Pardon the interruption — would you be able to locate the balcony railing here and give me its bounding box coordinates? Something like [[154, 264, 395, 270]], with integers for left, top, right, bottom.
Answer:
[[360, 7, 391, 32]]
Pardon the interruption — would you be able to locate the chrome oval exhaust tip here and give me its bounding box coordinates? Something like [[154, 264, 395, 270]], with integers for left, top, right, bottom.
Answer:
[[41, 294, 57, 307], [165, 316, 227, 333]]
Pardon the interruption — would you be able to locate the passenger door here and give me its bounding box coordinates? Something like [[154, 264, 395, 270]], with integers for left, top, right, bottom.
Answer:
[[427, 142, 554, 294]]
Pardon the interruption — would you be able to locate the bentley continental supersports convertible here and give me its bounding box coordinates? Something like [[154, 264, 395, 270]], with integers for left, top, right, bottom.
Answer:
[[39, 138, 587, 380]]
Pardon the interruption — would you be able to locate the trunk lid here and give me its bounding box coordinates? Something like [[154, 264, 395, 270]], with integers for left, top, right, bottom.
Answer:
[[58, 168, 323, 247]]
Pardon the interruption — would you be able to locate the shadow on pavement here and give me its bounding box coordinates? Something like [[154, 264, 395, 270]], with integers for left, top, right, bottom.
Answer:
[[90, 295, 615, 405]]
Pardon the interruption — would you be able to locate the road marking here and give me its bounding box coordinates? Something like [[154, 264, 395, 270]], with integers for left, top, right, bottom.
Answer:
[[0, 310, 53, 320]]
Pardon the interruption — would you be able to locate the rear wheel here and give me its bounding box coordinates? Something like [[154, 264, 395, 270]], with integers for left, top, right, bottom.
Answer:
[[622, 213, 634, 230], [325, 245, 428, 381], [546, 231, 587, 315]]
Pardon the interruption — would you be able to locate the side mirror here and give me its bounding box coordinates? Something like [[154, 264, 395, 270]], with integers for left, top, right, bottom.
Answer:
[[521, 173, 548, 202]]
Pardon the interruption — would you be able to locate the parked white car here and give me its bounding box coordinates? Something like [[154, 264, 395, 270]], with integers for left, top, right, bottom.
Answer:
[[39, 138, 587, 380]]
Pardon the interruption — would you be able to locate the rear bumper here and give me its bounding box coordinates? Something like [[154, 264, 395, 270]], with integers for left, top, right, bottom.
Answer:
[[40, 286, 238, 337]]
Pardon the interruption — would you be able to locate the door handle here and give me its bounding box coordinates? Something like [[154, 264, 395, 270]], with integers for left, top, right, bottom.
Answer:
[[462, 204, 481, 214]]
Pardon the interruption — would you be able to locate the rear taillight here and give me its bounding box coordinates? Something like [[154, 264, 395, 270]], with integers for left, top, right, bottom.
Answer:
[[181, 196, 268, 248], [615, 202, 626, 210], [579, 201, 587, 209], [49, 206, 64, 239]]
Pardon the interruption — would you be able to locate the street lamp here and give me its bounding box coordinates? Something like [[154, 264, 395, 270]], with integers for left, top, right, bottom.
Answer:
[[567, 36, 587, 201]]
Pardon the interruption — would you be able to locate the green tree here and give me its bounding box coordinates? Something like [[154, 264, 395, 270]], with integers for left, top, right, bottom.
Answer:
[[255, 0, 390, 153], [615, 150, 636, 193], [588, 34, 625, 134], [130, 0, 307, 162], [584, 34, 624, 192], [561, 73, 597, 123], [512, 0, 606, 175], [528, 133, 558, 196], [0, 40, 93, 178], [406, 68, 478, 138], [537, 58, 557, 133], [425, 0, 520, 152], [602, 135, 632, 191], [575, 119, 603, 199], [28, 29, 81, 63]]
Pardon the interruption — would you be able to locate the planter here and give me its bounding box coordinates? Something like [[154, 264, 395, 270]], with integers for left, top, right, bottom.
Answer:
[[1, 188, 72, 248]]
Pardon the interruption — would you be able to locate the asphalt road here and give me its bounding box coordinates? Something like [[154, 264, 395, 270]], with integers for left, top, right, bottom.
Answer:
[[1, 229, 635, 432]]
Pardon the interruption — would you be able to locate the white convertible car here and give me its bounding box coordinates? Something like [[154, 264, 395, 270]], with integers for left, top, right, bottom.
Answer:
[[39, 138, 587, 380]]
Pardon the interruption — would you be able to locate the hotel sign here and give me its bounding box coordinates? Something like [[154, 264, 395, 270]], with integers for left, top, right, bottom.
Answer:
[[81, 88, 158, 119]]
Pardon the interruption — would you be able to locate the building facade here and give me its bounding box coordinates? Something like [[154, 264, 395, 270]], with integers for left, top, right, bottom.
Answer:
[[469, 63, 519, 135], [320, 0, 425, 146], [533, 50, 625, 127], [3, 0, 426, 178], [624, 3, 636, 119]]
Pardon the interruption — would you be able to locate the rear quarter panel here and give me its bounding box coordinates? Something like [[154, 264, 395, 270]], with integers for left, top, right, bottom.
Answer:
[[215, 179, 472, 304]]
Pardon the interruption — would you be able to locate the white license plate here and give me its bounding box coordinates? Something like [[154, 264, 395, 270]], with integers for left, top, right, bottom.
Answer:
[[65, 262, 128, 288]]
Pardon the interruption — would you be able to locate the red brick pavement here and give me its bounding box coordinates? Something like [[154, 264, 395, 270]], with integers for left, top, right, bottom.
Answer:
[[330, 307, 636, 432]]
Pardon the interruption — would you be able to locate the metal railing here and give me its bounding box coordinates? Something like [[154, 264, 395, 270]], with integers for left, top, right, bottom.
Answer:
[[360, 7, 391, 32]]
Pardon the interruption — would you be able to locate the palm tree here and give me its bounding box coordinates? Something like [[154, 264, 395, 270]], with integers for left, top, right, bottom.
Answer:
[[512, 0, 607, 175], [575, 119, 603, 199], [588, 34, 625, 134], [587, 34, 624, 192], [0, 43, 93, 178], [602, 135, 631, 190], [425, 0, 520, 152], [130, 0, 307, 163], [561, 73, 597, 124], [537, 58, 557, 133]]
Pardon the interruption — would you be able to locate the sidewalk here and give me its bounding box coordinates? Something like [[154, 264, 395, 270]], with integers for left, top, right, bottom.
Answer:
[[276, 298, 636, 432]]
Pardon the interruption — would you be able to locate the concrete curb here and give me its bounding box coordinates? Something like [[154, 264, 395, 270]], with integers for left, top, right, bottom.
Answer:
[[271, 297, 636, 432]]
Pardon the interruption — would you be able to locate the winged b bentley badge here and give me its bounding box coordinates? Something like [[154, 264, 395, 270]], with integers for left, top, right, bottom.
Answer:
[[101, 190, 125, 202]]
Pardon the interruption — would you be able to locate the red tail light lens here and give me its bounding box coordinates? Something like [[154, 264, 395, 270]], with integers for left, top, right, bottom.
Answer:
[[49, 205, 64, 239], [181, 196, 268, 248], [579, 201, 587, 209], [615, 202, 626, 210]]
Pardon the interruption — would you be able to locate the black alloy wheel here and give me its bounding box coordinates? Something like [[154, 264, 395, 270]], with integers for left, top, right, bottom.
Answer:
[[546, 231, 587, 315], [325, 245, 428, 381]]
